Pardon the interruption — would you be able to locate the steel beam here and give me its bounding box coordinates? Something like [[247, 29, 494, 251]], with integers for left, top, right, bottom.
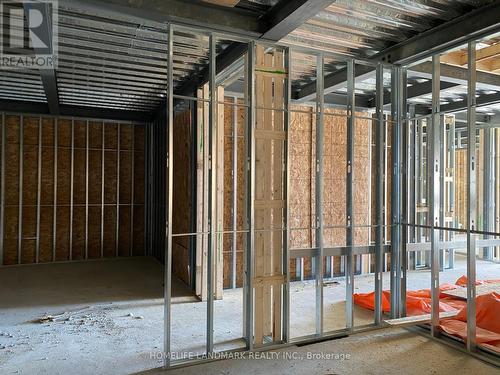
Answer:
[[62, 0, 262, 37], [260, 0, 334, 41], [0, 100, 150, 122], [23, 2, 59, 114]]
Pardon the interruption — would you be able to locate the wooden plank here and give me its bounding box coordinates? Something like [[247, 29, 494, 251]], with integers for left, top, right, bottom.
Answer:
[[272, 49, 284, 341], [385, 310, 459, 326]]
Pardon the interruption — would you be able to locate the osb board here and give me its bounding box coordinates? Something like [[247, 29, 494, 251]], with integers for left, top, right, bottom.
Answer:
[[57, 148, 71, 205], [134, 149, 145, 204], [5, 115, 20, 144], [55, 206, 70, 261], [104, 150, 118, 203], [40, 148, 54, 205], [134, 126, 145, 150], [88, 122, 103, 149], [73, 120, 87, 149], [41, 118, 54, 146], [22, 146, 38, 205], [104, 123, 118, 150], [120, 124, 133, 150], [103, 206, 116, 258], [22, 205, 36, 238], [1, 115, 146, 265], [23, 117, 39, 146], [132, 205, 145, 256], [172, 110, 191, 285], [57, 119, 72, 147], [4, 143, 20, 205], [119, 151, 132, 204], [72, 206, 86, 260], [21, 239, 36, 264], [73, 149, 86, 205], [88, 150, 102, 204], [87, 206, 101, 259], [221, 101, 247, 287], [3, 206, 19, 265], [39, 206, 53, 262], [118, 205, 131, 256]]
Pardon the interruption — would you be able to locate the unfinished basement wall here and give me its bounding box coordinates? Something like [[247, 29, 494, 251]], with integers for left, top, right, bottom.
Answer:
[[0, 113, 146, 266]]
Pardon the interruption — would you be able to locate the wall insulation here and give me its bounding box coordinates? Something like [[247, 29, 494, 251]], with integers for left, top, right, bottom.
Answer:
[[0, 114, 145, 266]]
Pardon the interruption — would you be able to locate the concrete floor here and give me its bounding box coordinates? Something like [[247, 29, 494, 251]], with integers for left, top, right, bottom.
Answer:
[[0, 255, 498, 374]]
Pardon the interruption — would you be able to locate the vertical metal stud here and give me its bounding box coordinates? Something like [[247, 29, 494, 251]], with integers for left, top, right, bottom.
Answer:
[[374, 63, 385, 325], [245, 41, 256, 351], [164, 23, 174, 369], [206, 32, 216, 354], [101, 123, 105, 258], [430, 55, 441, 337], [35, 117, 42, 263], [130, 125, 135, 256], [116, 125, 121, 257], [18, 115, 24, 264], [85, 121, 89, 259], [466, 40, 477, 352], [345, 59, 355, 330], [315, 53, 324, 335], [483, 128, 494, 259], [390, 67, 402, 319], [283, 46, 291, 344], [232, 96, 238, 289], [69, 119, 74, 260], [400, 68, 408, 317], [0, 113, 5, 264], [53, 118, 58, 261]]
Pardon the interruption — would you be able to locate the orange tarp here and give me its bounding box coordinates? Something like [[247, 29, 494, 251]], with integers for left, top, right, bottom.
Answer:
[[353, 276, 500, 352]]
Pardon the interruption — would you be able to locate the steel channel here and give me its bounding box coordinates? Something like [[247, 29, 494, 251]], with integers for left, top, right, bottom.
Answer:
[[18, 115, 23, 264], [35, 117, 42, 263], [164, 23, 174, 369], [232, 96, 238, 289], [315, 53, 325, 336], [430, 55, 441, 336], [466, 41, 477, 352], [374, 64, 385, 325], [345, 59, 355, 330]]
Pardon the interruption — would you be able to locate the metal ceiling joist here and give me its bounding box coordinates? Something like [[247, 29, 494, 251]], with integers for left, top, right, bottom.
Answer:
[[408, 62, 500, 90], [373, 1, 500, 65], [24, 2, 60, 115], [61, 0, 262, 37], [295, 64, 375, 102], [259, 0, 335, 41], [0, 99, 151, 122]]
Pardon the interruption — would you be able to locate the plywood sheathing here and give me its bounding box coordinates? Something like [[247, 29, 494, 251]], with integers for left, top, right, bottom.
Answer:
[[222, 100, 246, 289], [288, 108, 372, 279], [1, 114, 145, 266], [172, 109, 192, 286]]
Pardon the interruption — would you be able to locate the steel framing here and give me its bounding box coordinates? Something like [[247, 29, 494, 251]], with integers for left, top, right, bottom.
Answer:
[[155, 22, 500, 369], [0, 15, 498, 370]]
